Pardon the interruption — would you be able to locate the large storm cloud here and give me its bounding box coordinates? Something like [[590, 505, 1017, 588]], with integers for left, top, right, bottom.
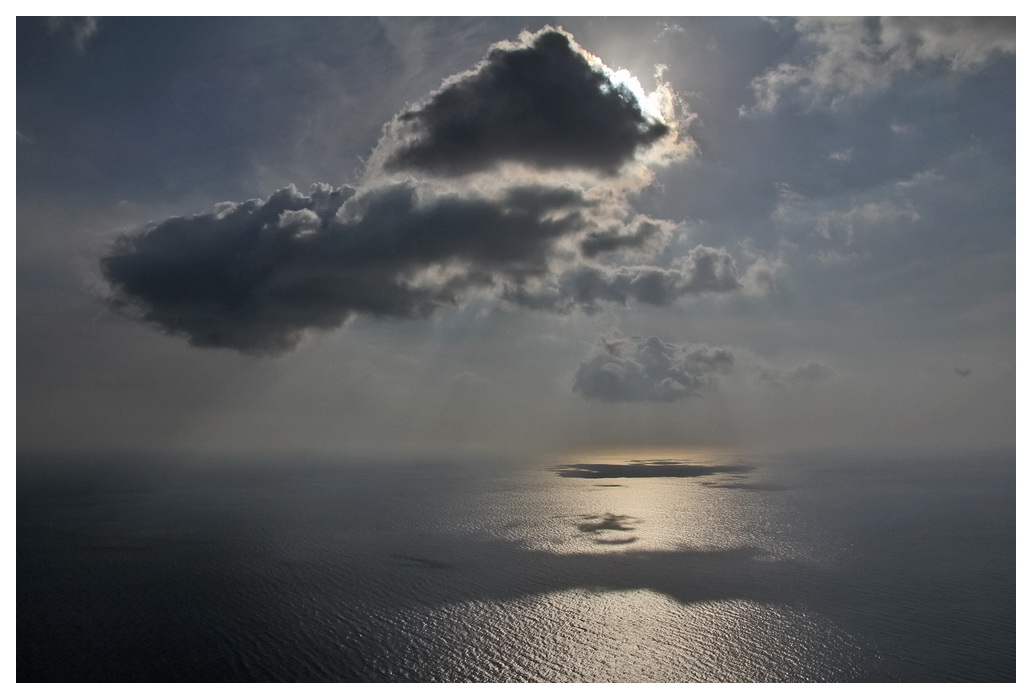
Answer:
[[102, 182, 595, 354], [375, 29, 673, 177], [100, 27, 758, 355]]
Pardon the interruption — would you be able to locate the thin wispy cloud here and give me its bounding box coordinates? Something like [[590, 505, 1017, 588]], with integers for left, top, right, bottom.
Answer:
[[47, 16, 100, 51], [754, 361, 834, 390], [747, 17, 1015, 112], [815, 200, 920, 246]]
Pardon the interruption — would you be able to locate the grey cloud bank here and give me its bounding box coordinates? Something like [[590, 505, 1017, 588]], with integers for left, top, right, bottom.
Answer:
[[99, 27, 757, 355], [102, 182, 586, 354], [503, 245, 746, 314]]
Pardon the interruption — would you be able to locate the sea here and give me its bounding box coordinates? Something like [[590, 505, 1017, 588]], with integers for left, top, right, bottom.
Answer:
[[17, 447, 1015, 682]]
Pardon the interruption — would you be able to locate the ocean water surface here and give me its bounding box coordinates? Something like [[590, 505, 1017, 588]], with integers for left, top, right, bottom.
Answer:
[[17, 448, 1014, 682]]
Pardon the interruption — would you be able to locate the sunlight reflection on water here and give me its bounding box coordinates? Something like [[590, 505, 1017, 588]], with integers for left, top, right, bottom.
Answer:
[[406, 449, 879, 681], [18, 449, 1013, 681]]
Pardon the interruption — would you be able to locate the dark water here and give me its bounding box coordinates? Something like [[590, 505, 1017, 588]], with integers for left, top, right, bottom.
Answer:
[[18, 448, 1014, 682]]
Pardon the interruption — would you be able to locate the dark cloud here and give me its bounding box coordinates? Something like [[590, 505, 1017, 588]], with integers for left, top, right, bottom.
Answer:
[[101, 181, 740, 354], [580, 219, 669, 258], [101, 183, 587, 355], [98, 27, 763, 356], [376, 28, 674, 177], [573, 334, 734, 402]]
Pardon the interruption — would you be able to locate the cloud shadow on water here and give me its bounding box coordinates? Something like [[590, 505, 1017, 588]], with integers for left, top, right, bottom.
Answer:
[[701, 481, 788, 491], [391, 554, 455, 569], [592, 536, 639, 545], [552, 459, 754, 479], [576, 513, 637, 533], [575, 512, 640, 546]]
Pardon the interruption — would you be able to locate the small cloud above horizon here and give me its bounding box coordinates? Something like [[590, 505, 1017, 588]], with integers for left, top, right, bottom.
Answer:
[[573, 334, 735, 403]]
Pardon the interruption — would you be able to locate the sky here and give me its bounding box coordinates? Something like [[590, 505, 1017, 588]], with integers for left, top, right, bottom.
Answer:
[[16, 15, 1016, 458]]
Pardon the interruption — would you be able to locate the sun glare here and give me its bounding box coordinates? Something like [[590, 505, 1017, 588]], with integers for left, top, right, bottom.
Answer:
[[608, 67, 665, 121]]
